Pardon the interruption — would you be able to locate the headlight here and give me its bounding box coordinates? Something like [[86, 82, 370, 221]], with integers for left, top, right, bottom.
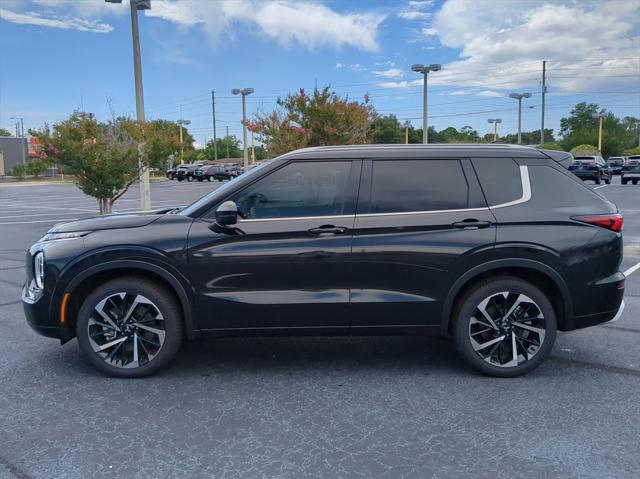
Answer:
[[38, 231, 90, 242], [34, 251, 45, 290]]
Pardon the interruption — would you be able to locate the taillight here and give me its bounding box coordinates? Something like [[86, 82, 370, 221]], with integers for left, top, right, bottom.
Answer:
[[571, 213, 623, 232]]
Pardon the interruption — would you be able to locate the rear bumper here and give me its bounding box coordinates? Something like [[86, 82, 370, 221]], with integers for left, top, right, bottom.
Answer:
[[571, 170, 599, 180], [562, 272, 625, 331]]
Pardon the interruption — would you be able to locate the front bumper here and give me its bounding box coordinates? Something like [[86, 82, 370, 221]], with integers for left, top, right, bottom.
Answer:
[[22, 285, 60, 339]]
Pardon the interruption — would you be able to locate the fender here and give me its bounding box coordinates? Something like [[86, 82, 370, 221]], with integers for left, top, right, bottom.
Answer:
[[58, 258, 197, 341], [439, 258, 573, 335]]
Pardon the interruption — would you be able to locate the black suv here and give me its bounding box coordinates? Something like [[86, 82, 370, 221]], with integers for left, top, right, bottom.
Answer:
[[568, 155, 611, 184], [194, 164, 236, 182], [621, 156, 640, 185], [607, 156, 625, 175], [167, 163, 201, 182], [23, 145, 625, 378]]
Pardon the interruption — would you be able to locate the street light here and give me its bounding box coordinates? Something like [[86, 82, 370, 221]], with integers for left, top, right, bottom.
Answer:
[[592, 113, 604, 153], [176, 119, 191, 164], [487, 118, 502, 142], [411, 63, 441, 144], [509, 92, 531, 144], [231, 88, 254, 169], [105, 0, 151, 211], [10, 116, 26, 165]]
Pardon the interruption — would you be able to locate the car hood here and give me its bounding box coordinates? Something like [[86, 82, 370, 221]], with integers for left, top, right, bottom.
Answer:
[[48, 212, 164, 233]]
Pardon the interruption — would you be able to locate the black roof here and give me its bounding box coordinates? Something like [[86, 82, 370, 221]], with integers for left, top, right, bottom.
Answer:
[[280, 143, 569, 162]]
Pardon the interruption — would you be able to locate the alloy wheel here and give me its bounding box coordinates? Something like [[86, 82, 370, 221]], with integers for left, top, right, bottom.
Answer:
[[87, 293, 166, 369], [468, 292, 546, 368]]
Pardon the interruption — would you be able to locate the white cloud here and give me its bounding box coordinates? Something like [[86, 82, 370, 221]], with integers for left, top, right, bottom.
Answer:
[[424, 0, 640, 93], [0, 8, 113, 32], [336, 63, 367, 72], [477, 90, 502, 98], [377, 79, 422, 89], [372, 68, 404, 79], [399, 0, 434, 22], [146, 0, 386, 52]]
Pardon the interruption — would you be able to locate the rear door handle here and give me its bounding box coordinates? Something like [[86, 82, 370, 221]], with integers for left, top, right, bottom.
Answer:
[[308, 225, 348, 235], [452, 219, 492, 230]]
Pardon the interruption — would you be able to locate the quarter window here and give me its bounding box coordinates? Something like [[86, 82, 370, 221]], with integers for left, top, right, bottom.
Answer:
[[368, 159, 469, 213], [233, 161, 352, 219], [472, 158, 523, 206]]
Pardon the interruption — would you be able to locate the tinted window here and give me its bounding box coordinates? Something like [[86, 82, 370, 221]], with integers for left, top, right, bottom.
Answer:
[[472, 158, 522, 206], [369, 160, 468, 213], [529, 166, 605, 208], [233, 161, 352, 219]]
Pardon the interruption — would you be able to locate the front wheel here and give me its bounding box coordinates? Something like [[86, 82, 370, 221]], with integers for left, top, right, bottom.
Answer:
[[452, 277, 557, 377], [622, 179, 628, 185], [605, 177, 611, 184], [187, 176, 193, 182], [595, 173, 601, 185], [207, 176, 212, 182], [76, 278, 183, 378], [633, 180, 638, 185]]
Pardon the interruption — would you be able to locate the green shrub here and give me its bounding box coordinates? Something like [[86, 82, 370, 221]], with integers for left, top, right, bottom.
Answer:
[[536, 143, 563, 151], [26, 159, 47, 178], [11, 164, 27, 180], [570, 144, 599, 156]]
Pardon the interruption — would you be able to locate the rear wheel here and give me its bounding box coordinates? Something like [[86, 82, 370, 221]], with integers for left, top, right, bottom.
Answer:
[[622, 178, 628, 185], [76, 278, 183, 378], [187, 175, 193, 182], [633, 180, 638, 185], [453, 277, 557, 377], [605, 177, 611, 184], [207, 176, 212, 182], [595, 173, 601, 184]]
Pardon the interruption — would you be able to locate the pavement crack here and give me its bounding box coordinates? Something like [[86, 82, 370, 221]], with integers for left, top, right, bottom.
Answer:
[[599, 325, 640, 334], [0, 455, 31, 479], [0, 300, 21, 307], [551, 356, 640, 377]]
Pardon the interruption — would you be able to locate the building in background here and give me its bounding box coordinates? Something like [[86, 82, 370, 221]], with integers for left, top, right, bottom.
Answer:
[[0, 137, 28, 176]]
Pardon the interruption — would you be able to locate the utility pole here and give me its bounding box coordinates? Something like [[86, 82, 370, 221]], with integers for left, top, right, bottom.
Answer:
[[405, 126, 409, 144], [592, 113, 604, 152], [10, 117, 25, 164], [541, 60, 546, 144], [251, 130, 255, 164], [226, 125, 229, 159], [412, 63, 441, 144], [211, 90, 218, 161]]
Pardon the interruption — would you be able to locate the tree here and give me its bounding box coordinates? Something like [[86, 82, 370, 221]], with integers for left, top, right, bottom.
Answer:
[[202, 135, 243, 160], [559, 103, 638, 157], [0, 127, 12, 137], [536, 143, 563, 151], [40, 112, 185, 214], [570, 144, 599, 156], [501, 129, 555, 145], [371, 114, 404, 144], [252, 87, 376, 156]]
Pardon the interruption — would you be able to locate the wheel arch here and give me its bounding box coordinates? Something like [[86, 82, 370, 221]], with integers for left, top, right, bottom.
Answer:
[[441, 258, 572, 335], [58, 260, 197, 343]]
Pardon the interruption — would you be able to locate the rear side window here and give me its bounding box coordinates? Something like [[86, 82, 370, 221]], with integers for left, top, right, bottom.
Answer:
[[369, 159, 468, 213], [528, 166, 607, 208], [472, 158, 522, 206]]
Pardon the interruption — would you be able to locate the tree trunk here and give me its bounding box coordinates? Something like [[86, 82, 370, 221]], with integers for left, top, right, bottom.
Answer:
[[98, 198, 112, 215]]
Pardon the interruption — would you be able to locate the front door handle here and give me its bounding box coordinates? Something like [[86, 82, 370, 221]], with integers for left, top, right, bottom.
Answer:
[[308, 225, 348, 235], [452, 219, 492, 230]]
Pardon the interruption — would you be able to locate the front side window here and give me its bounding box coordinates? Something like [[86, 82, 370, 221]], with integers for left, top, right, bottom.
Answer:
[[368, 159, 469, 213], [233, 161, 352, 219]]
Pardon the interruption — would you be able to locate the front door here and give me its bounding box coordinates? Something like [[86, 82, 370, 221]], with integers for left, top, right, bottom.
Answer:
[[349, 158, 496, 328], [187, 159, 361, 331]]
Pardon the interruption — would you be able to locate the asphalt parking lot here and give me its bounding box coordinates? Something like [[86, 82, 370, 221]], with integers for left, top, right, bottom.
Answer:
[[1, 177, 639, 479]]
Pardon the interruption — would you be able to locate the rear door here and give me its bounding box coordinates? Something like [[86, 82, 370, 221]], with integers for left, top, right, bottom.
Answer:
[[349, 158, 495, 328]]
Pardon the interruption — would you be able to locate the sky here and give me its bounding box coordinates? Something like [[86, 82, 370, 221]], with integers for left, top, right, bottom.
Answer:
[[1, 0, 639, 147]]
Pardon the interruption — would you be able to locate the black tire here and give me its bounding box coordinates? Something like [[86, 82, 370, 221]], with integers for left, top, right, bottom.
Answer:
[[622, 179, 628, 185], [187, 175, 193, 182], [595, 173, 601, 185], [207, 176, 212, 182], [605, 177, 611, 184], [452, 277, 557, 377], [76, 278, 183, 378], [633, 180, 639, 185]]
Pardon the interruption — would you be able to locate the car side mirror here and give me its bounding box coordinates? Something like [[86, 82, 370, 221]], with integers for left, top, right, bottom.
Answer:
[[215, 201, 238, 226]]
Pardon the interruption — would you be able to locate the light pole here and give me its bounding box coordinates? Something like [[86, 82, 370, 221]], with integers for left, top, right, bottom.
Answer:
[[509, 92, 531, 144], [176, 119, 191, 164], [592, 113, 604, 153], [231, 88, 254, 169], [105, 0, 151, 210], [487, 118, 502, 141], [411, 63, 441, 144], [10, 116, 25, 165]]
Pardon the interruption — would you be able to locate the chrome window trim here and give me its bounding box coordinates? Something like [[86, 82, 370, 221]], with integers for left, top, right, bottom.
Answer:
[[236, 166, 531, 223], [239, 214, 355, 223]]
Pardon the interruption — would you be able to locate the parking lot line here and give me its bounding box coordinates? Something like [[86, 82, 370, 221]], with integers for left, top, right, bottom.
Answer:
[[624, 261, 640, 277], [594, 185, 608, 190]]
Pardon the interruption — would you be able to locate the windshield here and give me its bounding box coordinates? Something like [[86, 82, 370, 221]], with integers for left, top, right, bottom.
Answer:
[[179, 160, 273, 216]]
